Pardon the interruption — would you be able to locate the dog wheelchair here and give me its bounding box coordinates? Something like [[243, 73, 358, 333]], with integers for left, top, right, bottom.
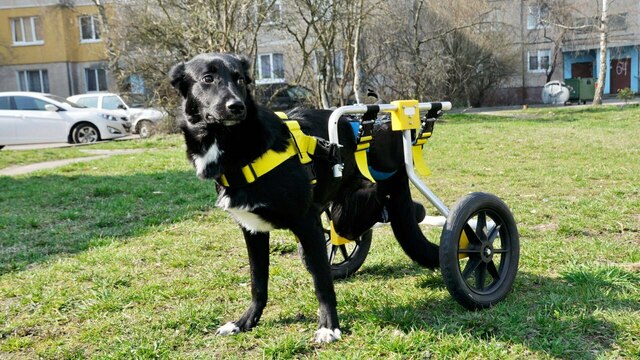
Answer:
[[304, 100, 520, 310]]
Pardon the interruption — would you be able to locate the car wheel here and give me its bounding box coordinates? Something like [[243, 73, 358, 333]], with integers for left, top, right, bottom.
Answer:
[[72, 123, 100, 144], [137, 120, 154, 139]]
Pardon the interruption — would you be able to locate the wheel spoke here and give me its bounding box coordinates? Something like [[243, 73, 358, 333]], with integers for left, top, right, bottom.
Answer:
[[475, 262, 488, 290], [458, 248, 482, 254], [487, 260, 500, 280], [487, 224, 501, 245], [463, 224, 482, 245], [328, 246, 337, 264], [339, 245, 349, 260], [476, 211, 487, 241], [492, 249, 508, 254], [461, 257, 481, 280]]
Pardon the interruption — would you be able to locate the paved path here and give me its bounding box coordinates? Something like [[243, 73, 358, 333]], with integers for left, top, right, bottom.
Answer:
[[0, 149, 145, 176], [3, 135, 139, 151]]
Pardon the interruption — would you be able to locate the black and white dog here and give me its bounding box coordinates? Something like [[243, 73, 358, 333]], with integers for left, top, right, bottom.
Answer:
[[169, 53, 439, 343]]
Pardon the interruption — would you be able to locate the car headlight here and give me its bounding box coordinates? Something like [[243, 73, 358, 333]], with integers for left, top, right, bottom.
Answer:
[[100, 113, 118, 121]]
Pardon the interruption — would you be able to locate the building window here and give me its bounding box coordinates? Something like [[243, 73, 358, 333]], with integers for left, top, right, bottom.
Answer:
[[257, 0, 282, 24], [314, 50, 344, 79], [17, 70, 49, 93], [79, 15, 101, 42], [574, 16, 596, 33], [85, 68, 108, 91], [527, 4, 549, 29], [11, 16, 43, 46], [528, 50, 551, 72], [257, 53, 285, 82], [609, 13, 627, 31]]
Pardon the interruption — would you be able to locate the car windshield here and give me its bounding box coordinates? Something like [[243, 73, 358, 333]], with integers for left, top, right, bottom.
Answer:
[[122, 94, 146, 108], [45, 94, 86, 108]]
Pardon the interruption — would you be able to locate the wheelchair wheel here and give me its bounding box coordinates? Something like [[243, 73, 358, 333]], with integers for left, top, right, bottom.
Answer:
[[298, 207, 372, 279], [439, 192, 519, 310]]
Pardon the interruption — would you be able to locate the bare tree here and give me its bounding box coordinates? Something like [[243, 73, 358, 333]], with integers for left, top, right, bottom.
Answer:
[[592, 0, 609, 105], [91, 0, 274, 130], [351, 0, 366, 103], [363, 0, 517, 106], [91, 0, 126, 89], [279, 0, 385, 108], [279, 0, 341, 108]]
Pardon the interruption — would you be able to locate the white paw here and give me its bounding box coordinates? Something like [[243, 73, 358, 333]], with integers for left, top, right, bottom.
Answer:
[[216, 322, 240, 336], [314, 327, 342, 343]]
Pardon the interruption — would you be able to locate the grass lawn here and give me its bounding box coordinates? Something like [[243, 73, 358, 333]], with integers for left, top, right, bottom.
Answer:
[[0, 105, 638, 359]]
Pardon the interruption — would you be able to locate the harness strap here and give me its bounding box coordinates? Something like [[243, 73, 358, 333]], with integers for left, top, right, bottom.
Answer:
[[219, 142, 298, 187], [412, 131, 432, 177], [284, 120, 316, 165], [217, 111, 379, 188]]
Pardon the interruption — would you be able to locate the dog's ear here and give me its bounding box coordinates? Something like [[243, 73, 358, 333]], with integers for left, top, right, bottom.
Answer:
[[169, 62, 189, 98], [235, 55, 253, 85]]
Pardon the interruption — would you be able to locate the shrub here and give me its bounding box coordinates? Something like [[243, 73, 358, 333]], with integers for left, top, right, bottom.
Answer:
[[617, 87, 634, 104]]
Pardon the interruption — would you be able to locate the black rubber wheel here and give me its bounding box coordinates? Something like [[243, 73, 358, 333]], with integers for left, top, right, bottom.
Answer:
[[137, 120, 154, 138], [72, 123, 100, 144], [439, 192, 519, 310], [298, 207, 372, 279]]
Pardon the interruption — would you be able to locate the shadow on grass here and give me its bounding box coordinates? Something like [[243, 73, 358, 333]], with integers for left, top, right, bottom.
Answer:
[[336, 269, 638, 359], [0, 171, 216, 275]]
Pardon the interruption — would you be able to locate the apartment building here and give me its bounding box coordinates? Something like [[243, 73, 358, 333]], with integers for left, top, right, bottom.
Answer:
[[561, 0, 639, 95], [0, 0, 113, 97], [1, 0, 636, 104], [519, 0, 639, 103], [253, 0, 640, 105]]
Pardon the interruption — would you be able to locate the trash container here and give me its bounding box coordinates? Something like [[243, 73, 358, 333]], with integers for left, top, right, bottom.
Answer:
[[541, 81, 570, 104], [565, 78, 595, 104]]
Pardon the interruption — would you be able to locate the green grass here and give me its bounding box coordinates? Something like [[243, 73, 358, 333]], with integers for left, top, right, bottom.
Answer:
[[0, 135, 184, 169], [1, 106, 639, 359]]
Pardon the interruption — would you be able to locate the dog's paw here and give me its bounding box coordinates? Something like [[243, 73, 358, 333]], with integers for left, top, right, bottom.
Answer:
[[216, 322, 240, 336], [314, 327, 342, 343]]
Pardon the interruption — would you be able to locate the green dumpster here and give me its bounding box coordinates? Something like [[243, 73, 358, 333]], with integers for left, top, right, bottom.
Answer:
[[565, 78, 595, 104]]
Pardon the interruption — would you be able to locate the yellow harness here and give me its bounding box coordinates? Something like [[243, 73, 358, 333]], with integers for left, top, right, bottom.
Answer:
[[218, 113, 320, 187], [217, 111, 430, 188]]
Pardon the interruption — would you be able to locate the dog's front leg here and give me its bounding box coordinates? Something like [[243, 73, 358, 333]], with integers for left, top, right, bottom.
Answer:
[[293, 215, 341, 343], [217, 229, 269, 335]]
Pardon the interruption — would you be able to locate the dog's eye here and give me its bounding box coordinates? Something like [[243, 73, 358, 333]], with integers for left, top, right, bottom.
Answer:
[[237, 77, 245, 85], [202, 75, 214, 83]]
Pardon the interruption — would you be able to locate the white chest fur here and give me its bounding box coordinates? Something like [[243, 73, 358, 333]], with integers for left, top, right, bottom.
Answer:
[[216, 192, 275, 233], [193, 142, 223, 179]]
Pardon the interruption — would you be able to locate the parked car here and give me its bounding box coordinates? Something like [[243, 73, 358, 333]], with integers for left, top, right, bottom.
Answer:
[[0, 91, 130, 148], [254, 83, 315, 111], [67, 93, 167, 138]]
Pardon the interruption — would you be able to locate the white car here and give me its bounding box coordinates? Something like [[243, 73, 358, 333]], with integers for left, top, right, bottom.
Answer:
[[0, 91, 130, 148], [67, 93, 166, 138]]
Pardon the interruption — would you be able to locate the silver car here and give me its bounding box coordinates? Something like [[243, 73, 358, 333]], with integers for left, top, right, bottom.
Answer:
[[0, 91, 130, 148], [67, 93, 166, 138]]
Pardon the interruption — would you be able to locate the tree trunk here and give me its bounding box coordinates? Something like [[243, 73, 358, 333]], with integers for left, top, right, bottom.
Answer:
[[92, 0, 122, 91], [593, 0, 608, 106], [352, 0, 365, 104]]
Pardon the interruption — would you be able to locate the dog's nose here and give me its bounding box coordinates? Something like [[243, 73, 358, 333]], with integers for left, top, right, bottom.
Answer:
[[226, 100, 246, 115]]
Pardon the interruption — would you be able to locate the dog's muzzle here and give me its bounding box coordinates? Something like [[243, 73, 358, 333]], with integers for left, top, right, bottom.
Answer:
[[204, 99, 246, 126]]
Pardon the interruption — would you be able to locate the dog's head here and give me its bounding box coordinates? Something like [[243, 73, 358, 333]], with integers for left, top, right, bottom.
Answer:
[[169, 53, 253, 126]]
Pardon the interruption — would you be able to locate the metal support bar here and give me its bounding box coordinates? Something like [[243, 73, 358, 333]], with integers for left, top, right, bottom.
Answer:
[[402, 130, 450, 217]]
